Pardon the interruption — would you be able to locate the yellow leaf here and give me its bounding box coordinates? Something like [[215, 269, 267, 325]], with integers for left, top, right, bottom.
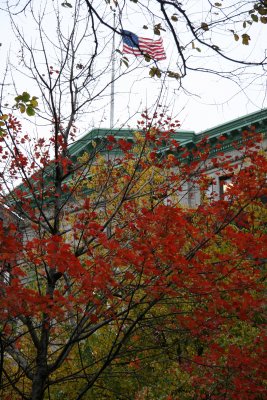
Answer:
[[31, 99, 38, 108], [20, 104, 26, 113], [234, 33, 239, 41], [242, 33, 251, 45]]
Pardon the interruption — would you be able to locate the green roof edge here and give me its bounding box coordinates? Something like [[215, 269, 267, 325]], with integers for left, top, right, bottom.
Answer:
[[69, 109, 267, 159], [198, 108, 267, 140]]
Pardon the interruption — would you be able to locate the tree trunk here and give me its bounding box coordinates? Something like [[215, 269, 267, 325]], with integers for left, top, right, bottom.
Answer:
[[31, 363, 47, 400], [31, 317, 50, 400]]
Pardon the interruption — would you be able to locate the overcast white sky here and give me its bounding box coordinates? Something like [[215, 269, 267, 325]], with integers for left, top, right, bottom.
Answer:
[[0, 0, 266, 135]]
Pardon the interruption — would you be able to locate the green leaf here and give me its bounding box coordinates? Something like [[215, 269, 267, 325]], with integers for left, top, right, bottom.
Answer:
[[260, 16, 267, 23], [144, 54, 152, 62], [243, 21, 247, 28], [251, 14, 259, 22], [26, 106, 35, 116], [21, 92, 31, 102], [214, 2, 222, 6], [61, 1, 73, 7], [171, 15, 178, 22], [143, 25, 148, 29]]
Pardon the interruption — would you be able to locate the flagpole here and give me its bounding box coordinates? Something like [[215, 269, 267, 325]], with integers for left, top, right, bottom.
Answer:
[[110, 12, 116, 129]]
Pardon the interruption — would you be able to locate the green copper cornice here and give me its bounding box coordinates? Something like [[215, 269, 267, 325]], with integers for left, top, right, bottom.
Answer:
[[8, 109, 267, 208], [68, 109, 267, 160]]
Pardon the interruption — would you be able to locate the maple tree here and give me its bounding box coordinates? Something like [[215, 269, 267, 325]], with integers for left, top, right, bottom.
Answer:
[[0, 103, 267, 399], [0, 2, 266, 399]]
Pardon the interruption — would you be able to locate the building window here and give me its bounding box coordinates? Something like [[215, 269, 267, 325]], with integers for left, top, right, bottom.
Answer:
[[206, 180, 215, 199], [200, 178, 215, 203], [0, 262, 11, 285], [219, 175, 233, 200]]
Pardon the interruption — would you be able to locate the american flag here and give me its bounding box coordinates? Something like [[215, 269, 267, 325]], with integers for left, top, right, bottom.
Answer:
[[121, 30, 166, 61]]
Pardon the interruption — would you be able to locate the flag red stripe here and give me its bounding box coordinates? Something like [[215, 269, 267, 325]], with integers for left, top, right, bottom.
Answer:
[[122, 37, 166, 61]]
